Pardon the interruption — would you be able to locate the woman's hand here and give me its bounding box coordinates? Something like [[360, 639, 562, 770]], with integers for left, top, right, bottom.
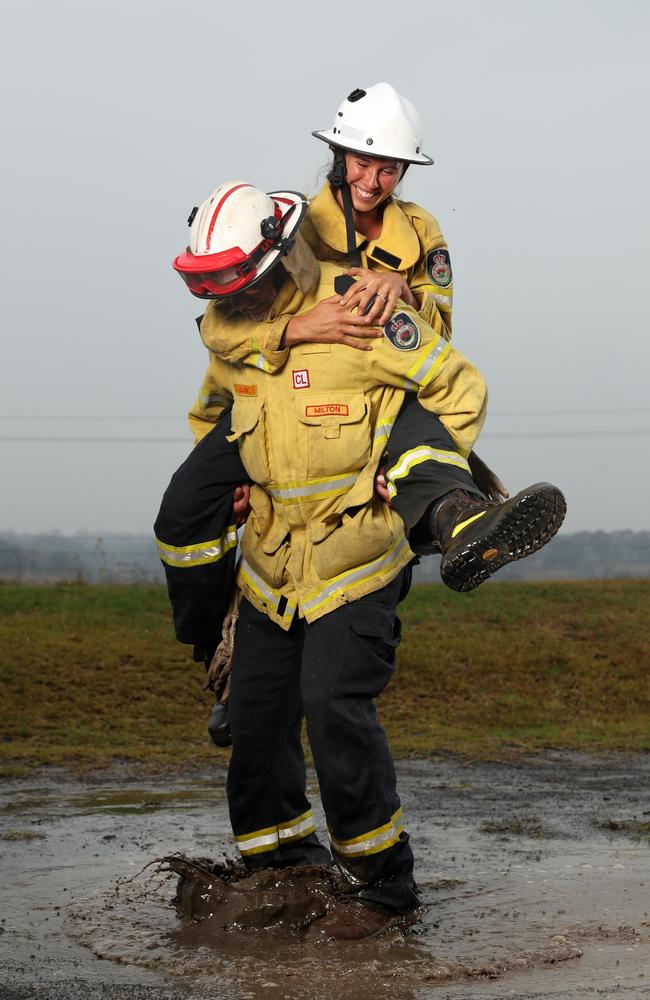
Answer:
[[283, 296, 383, 351], [340, 267, 416, 325], [467, 451, 509, 503]]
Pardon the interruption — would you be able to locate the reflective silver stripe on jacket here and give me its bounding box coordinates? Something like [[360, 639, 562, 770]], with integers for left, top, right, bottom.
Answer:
[[238, 559, 296, 622], [267, 472, 358, 503], [301, 534, 410, 618]]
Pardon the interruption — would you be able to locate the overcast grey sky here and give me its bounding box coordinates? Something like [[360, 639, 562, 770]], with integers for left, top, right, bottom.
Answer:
[[1, 0, 648, 535]]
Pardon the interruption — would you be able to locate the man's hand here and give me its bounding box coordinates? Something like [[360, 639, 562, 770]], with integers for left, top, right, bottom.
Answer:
[[467, 451, 509, 503], [374, 467, 391, 504], [283, 296, 383, 351], [340, 267, 416, 324], [233, 484, 251, 526]]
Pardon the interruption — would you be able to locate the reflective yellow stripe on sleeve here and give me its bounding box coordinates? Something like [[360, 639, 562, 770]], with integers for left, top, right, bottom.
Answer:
[[386, 447, 470, 498], [431, 290, 452, 308], [200, 391, 230, 408], [251, 352, 274, 373], [404, 337, 451, 388], [329, 808, 405, 858], [155, 525, 238, 568], [373, 416, 398, 446]]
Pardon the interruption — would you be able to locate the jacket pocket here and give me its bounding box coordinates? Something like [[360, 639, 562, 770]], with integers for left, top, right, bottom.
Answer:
[[240, 487, 289, 589], [309, 501, 397, 581], [295, 391, 370, 480], [226, 398, 270, 484]]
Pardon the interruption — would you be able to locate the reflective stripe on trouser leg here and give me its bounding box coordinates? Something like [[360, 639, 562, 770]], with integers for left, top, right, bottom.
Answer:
[[234, 808, 318, 857], [329, 807, 404, 858], [301, 572, 418, 912], [226, 598, 331, 869], [153, 407, 247, 646], [384, 395, 478, 530]]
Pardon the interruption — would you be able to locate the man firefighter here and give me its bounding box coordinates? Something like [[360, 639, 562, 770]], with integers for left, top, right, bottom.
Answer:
[[167, 181, 565, 938]]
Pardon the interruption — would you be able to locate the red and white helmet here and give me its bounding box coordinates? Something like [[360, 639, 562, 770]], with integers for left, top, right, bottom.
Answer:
[[312, 83, 433, 165], [173, 182, 308, 299]]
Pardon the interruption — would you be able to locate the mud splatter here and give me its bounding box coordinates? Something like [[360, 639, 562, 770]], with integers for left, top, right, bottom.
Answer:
[[2, 754, 650, 999]]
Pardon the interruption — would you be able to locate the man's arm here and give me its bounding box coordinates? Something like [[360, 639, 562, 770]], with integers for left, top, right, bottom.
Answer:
[[366, 305, 487, 459], [200, 302, 292, 374]]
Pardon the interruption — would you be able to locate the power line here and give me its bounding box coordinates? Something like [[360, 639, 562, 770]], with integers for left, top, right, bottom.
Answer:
[[1, 429, 650, 444], [0, 437, 190, 444], [1, 408, 650, 421]]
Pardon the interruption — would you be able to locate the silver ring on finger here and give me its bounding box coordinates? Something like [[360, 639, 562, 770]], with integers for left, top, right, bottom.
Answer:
[[377, 293, 387, 303]]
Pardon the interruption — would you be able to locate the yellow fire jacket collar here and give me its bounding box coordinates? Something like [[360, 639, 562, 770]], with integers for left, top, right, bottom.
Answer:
[[307, 183, 422, 272]]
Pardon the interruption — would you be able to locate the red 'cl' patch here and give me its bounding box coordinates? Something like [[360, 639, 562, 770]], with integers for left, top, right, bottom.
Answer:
[[292, 369, 310, 389]]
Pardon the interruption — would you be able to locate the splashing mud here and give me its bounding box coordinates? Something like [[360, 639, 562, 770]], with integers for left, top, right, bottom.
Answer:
[[1, 754, 649, 999]]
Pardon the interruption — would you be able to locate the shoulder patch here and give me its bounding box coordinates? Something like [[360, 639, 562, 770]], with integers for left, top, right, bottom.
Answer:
[[426, 248, 453, 288], [383, 312, 421, 351]]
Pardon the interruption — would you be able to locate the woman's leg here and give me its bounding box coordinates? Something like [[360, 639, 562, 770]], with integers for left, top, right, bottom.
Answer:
[[383, 394, 480, 541], [154, 404, 247, 654], [385, 396, 566, 588]]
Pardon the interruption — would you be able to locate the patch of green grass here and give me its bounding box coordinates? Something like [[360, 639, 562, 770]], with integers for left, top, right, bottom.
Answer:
[[383, 579, 650, 759], [597, 819, 650, 842], [2, 829, 47, 841], [1, 580, 649, 772], [479, 816, 547, 838]]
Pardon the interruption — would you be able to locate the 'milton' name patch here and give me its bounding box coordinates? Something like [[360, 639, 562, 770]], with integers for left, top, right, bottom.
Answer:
[[234, 383, 257, 396], [305, 403, 349, 417]]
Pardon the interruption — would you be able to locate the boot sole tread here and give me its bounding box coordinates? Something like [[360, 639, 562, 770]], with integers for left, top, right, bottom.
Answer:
[[440, 485, 567, 592]]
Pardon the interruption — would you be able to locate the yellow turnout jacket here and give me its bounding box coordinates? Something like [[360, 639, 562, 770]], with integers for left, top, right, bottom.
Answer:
[[189, 262, 485, 629]]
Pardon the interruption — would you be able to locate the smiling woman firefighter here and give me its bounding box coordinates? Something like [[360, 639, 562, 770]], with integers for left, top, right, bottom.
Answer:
[[154, 85, 565, 764]]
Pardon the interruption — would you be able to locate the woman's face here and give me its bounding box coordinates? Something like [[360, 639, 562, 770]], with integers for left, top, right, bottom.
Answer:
[[344, 152, 404, 214]]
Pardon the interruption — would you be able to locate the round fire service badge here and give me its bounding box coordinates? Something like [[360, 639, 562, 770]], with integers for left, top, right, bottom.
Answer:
[[383, 312, 421, 351]]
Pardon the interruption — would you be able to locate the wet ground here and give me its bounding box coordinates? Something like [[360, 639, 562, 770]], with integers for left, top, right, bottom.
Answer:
[[0, 752, 648, 1000]]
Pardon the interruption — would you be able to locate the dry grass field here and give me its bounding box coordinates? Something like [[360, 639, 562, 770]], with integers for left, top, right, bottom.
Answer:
[[1, 580, 648, 775]]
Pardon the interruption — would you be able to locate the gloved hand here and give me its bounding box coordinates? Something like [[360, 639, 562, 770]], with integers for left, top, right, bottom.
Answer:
[[207, 700, 231, 748], [467, 451, 509, 503]]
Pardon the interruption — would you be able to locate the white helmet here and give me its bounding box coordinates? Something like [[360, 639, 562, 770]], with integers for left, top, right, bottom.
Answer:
[[312, 83, 433, 165], [173, 181, 307, 299]]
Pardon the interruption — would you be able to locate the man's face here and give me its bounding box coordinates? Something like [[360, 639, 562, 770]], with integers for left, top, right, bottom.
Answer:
[[228, 273, 278, 321]]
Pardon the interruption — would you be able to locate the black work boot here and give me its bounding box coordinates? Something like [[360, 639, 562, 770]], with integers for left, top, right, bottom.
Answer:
[[433, 482, 566, 592]]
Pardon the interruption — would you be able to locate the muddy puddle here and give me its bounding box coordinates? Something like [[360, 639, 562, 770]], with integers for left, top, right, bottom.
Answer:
[[0, 753, 648, 999]]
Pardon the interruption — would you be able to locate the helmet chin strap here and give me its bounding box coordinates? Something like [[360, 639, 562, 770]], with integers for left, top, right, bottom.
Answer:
[[330, 149, 362, 268]]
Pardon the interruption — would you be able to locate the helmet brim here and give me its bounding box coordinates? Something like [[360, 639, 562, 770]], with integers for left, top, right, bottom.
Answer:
[[312, 129, 434, 166]]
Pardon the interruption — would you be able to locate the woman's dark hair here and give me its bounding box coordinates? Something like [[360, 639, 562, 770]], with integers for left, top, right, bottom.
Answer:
[[325, 150, 409, 187]]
